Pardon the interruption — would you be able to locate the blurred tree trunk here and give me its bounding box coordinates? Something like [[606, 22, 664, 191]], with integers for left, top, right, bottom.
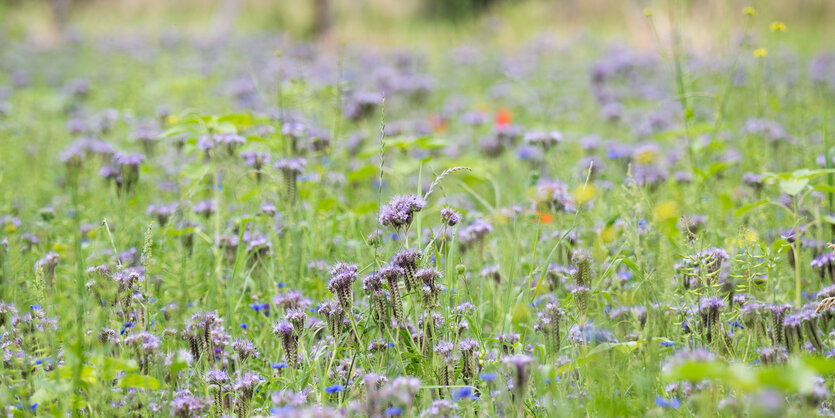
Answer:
[[52, 0, 71, 37], [313, 0, 331, 37], [213, 0, 240, 39]]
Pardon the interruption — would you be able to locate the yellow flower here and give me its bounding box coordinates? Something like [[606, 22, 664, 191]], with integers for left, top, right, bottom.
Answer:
[[742, 6, 756, 16], [753, 48, 768, 58], [166, 115, 179, 125], [643, 8, 653, 17], [745, 230, 759, 243], [653, 201, 679, 222], [600, 225, 618, 244], [634, 149, 657, 165], [769, 21, 786, 32], [573, 184, 597, 206]]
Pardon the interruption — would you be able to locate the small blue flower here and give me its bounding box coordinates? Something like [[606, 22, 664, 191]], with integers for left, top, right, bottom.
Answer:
[[452, 386, 475, 401], [480, 373, 497, 382], [655, 396, 681, 409], [604, 306, 611, 314], [30, 404, 38, 412], [388, 342, 395, 348], [385, 406, 404, 416], [271, 362, 288, 369], [727, 320, 744, 330], [659, 341, 675, 347], [241, 323, 248, 330], [277, 282, 287, 288], [30, 305, 42, 311], [325, 384, 344, 394]]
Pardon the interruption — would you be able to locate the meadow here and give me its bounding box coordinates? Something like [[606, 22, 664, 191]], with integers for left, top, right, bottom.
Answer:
[[2, 1, 835, 416]]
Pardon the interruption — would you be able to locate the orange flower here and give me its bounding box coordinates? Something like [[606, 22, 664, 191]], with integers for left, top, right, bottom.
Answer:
[[427, 113, 448, 133], [495, 107, 513, 127], [533, 210, 553, 224]]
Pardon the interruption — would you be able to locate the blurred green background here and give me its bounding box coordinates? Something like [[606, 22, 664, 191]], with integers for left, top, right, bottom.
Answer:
[[0, 0, 833, 51]]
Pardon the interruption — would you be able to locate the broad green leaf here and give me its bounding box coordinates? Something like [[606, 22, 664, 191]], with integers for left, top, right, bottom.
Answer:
[[119, 374, 161, 390], [779, 177, 809, 196], [734, 200, 768, 217]]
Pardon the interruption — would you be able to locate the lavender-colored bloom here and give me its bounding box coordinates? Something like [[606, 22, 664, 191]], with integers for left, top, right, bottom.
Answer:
[[231, 339, 259, 361], [440, 208, 461, 227], [169, 391, 207, 417], [379, 195, 426, 230], [193, 200, 216, 218], [503, 354, 535, 402], [328, 262, 358, 312]]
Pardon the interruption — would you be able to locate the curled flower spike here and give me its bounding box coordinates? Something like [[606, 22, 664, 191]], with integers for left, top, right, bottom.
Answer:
[[416, 268, 442, 309], [434, 341, 455, 396], [534, 301, 564, 355], [317, 299, 345, 337], [274, 157, 306, 204], [380, 265, 406, 326], [572, 286, 591, 319], [327, 262, 358, 313], [800, 311, 823, 352], [571, 249, 593, 288], [698, 297, 724, 344], [783, 314, 802, 353], [392, 249, 422, 294], [757, 346, 788, 365], [503, 354, 535, 407], [363, 271, 390, 330], [770, 304, 791, 346], [286, 308, 307, 337], [458, 339, 479, 383], [379, 194, 426, 231], [273, 321, 298, 369]]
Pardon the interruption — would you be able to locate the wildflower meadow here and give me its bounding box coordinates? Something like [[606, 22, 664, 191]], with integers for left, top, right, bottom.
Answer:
[[1, 0, 835, 416]]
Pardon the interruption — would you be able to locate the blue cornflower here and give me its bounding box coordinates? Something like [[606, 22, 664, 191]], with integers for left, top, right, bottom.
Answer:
[[480, 373, 497, 382], [271, 362, 288, 369], [325, 384, 344, 394], [385, 406, 404, 416], [659, 341, 675, 347], [241, 323, 248, 330], [452, 386, 477, 401], [388, 342, 395, 348], [655, 396, 681, 409], [727, 320, 744, 330]]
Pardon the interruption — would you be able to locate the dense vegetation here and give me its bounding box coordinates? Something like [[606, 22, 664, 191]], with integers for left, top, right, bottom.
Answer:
[[2, 3, 835, 416]]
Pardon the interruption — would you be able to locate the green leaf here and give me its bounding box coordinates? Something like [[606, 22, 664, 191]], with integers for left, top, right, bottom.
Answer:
[[119, 374, 161, 390], [99, 356, 138, 380], [347, 165, 379, 183], [772, 239, 791, 254], [779, 177, 809, 196], [734, 200, 768, 217]]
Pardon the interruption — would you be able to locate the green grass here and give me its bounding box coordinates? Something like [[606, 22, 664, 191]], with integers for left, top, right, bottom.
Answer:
[[1, 1, 835, 416]]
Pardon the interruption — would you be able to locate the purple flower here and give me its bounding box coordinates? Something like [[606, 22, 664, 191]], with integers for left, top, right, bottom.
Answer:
[[169, 391, 206, 417], [379, 195, 426, 230], [440, 207, 461, 227]]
